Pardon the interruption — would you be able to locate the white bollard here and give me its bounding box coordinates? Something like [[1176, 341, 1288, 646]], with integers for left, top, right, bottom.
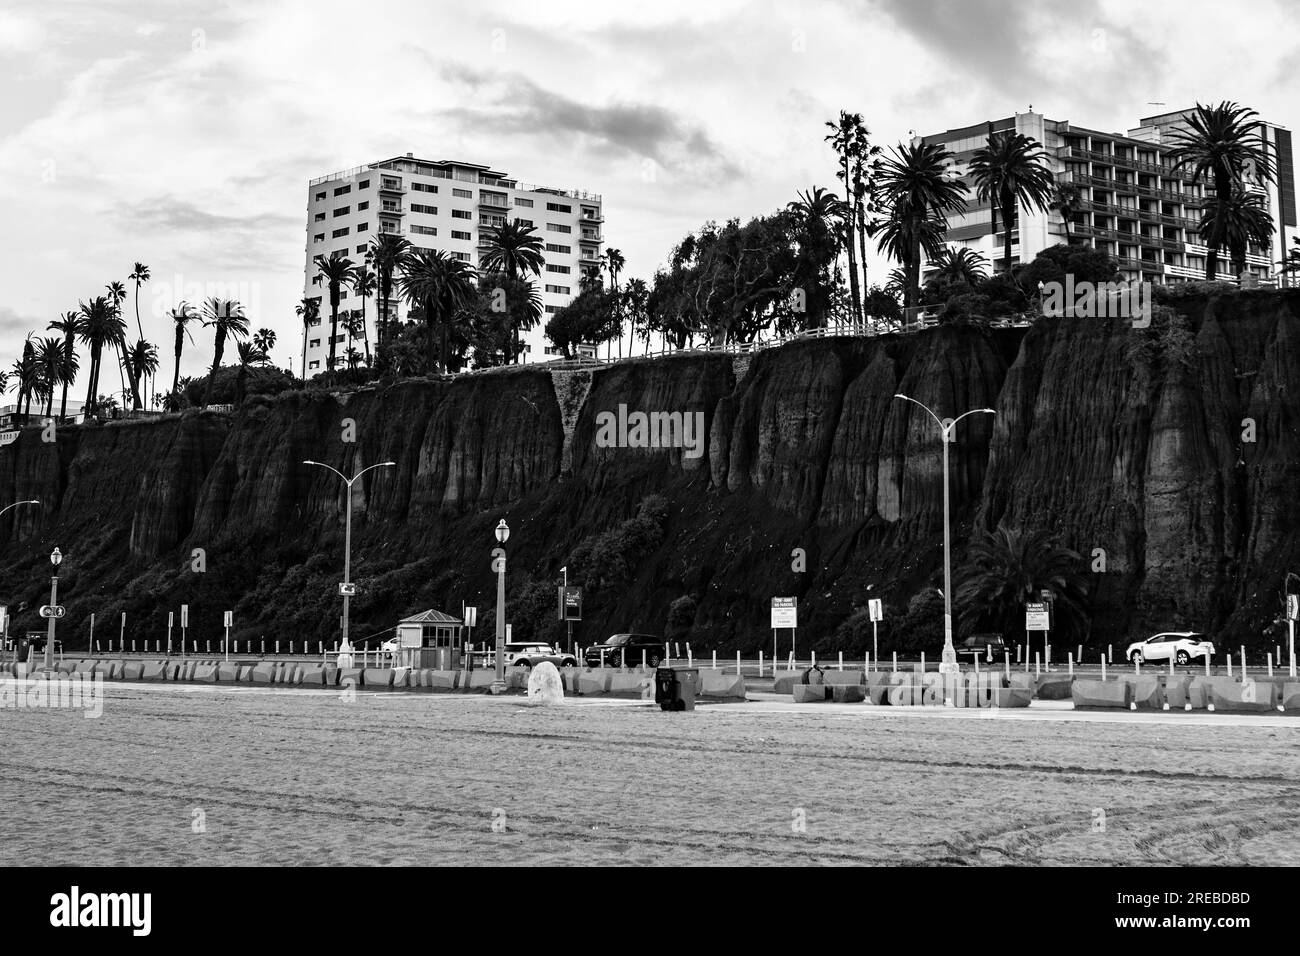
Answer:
[[811, 651, 817, 668], [1169, 656, 1174, 678], [687, 646, 693, 667], [758, 650, 764, 677], [1035, 652, 1041, 677], [276, 639, 281, 655], [892, 652, 897, 673], [1101, 655, 1107, 681], [1108, 644, 1113, 664], [920, 652, 925, 673], [712, 650, 717, 670], [1227, 654, 1233, 677], [1268, 653, 1273, 677], [132, 640, 137, 653], [1068, 653, 1074, 676], [1205, 652, 1211, 677], [736, 650, 741, 676], [1004, 656, 1010, 681], [837, 651, 843, 671], [1240, 646, 1246, 676]]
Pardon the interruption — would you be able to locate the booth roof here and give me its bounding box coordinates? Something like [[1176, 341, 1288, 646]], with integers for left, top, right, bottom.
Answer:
[[399, 609, 463, 625]]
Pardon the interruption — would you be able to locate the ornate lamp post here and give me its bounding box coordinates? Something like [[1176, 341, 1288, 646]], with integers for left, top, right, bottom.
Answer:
[[44, 547, 62, 670], [491, 519, 509, 695], [893, 395, 996, 687], [303, 460, 395, 658]]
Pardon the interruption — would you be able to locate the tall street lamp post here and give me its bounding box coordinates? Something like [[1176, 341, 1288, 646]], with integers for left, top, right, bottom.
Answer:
[[893, 395, 996, 685], [492, 519, 509, 695], [303, 460, 396, 658], [44, 547, 63, 670]]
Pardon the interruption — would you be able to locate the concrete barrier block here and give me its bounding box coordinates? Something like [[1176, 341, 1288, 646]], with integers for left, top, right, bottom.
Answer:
[[427, 670, 460, 691], [1282, 683, 1300, 711], [831, 684, 866, 703], [362, 668, 394, 689], [337, 667, 364, 689], [141, 662, 168, 682], [792, 683, 831, 702], [96, 661, 124, 679], [1035, 675, 1074, 700], [774, 669, 825, 695], [992, 686, 1033, 708], [121, 662, 145, 681], [1126, 675, 1164, 709], [865, 684, 891, 705], [1209, 680, 1278, 713], [466, 669, 498, 691], [1072, 679, 1132, 708], [192, 664, 219, 683], [247, 663, 276, 684], [699, 672, 747, 700], [73, 660, 97, 674], [822, 670, 866, 687], [298, 665, 326, 686], [1008, 672, 1035, 690], [507, 668, 530, 690], [608, 672, 653, 699], [323, 664, 338, 686], [1165, 676, 1207, 709], [216, 662, 240, 683], [577, 669, 612, 696], [886, 683, 926, 706], [56, 659, 79, 673]]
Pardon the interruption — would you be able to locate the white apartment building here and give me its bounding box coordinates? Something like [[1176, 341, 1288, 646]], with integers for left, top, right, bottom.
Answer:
[[302, 154, 604, 373], [920, 109, 1295, 285]]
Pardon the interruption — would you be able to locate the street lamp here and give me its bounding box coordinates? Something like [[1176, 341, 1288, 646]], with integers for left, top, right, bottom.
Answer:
[[303, 460, 396, 659], [491, 520, 510, 694], [893, 394, 996, 685], [44, 547, 62, 670]]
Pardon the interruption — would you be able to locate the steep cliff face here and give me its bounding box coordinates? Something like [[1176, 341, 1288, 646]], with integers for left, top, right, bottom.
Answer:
[[1, 290, 1297, 654]]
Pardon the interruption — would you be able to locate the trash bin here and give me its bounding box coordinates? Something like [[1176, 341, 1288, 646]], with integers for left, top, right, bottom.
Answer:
[[656, 666, 698, 711]]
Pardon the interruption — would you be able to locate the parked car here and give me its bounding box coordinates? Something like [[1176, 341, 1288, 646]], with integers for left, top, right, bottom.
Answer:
[[583, 633, 664, 668], [956, 633, 1009, 663], [496, 642, 578, 669], [1125, 632, 1215, 665]]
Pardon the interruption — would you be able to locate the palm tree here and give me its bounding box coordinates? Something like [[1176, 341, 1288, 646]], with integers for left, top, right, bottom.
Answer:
[[875, 142, 969, 309], [349, 263, 375, 365], [46, 311, 80, 421], [34, 336, 71, 417], [367, 234, 412, 355], [123, 340, 159, 413], [1050, 182, 1084, 244], [234, 340, 268, 404], [1200, 185, 1274, 278], [928, 246, 990, 286], [77, 296, 126, 418], [397, 249, 478, 373], [871, 207, 949, 312], [969, 130, 1057, 274], [787, 186, 847, 328], [623, 277, 650, 355], [602, 248, 626, 358], [252, 328, 277, 358], [479, 220, 546, 280], [201, 297, 248, 406], [12, 336, 39, 420], [167, 302, 198, 409], [954, 525, 1091, 641], [826, 111, 867, 323], [1168, 101, 1276, 281], [105, 279, 131, 401], [295, 296, 320, 379], [312, 251, 354, 379], [128, 262, 151, 404]]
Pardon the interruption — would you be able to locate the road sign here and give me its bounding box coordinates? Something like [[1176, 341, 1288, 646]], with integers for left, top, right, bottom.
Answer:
[[868, 598, 883, 622], [1288, 594, 1299, 622], [223, 610, 233, 627], [558, 586, 582, 621], [338, 582, 357, 596], [464, 606, 477, 628], [771, 597, 797, 629], [1025, 602, 1050, 630], [181, 604, 189, 627], [39, 605, 66, 619]]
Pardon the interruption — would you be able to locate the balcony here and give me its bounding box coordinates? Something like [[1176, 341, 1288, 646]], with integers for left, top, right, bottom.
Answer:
[[379, 179, 405, 195], [581, 208, 604, 223], [378, 223, 403, 236], [378, 203, 404, 217], [479, 195, 510, 210]]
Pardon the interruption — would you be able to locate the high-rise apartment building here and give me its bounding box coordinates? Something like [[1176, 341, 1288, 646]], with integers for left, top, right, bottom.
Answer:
[[920, 109, 1295, 285], [302, 154, 603, 373]]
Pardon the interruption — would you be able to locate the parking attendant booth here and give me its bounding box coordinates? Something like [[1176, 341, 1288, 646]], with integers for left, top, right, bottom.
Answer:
[[394, 609, 464, 669]]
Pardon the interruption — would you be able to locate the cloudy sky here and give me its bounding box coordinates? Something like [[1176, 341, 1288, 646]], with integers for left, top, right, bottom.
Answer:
[[1, 0, 1295, 385]]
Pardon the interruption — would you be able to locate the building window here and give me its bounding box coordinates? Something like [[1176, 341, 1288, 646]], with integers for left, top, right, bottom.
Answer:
[[546, 202, 572, 213], [411, 203, 437, 215], [314, 212, 325, 222], [544, 345, 561, 355], [544, 305, 561, 314], [333, 334, 346, 343], [314, 233, 325, 242], [332, 227, 349, 238], [309, 339, 321, 348], [314, 191, 326, 201], [453, 187, 473, 198], [545, 243, 571, 254], [309, 360, 320, 369], [515, 218, 534, 227], [334, 185, 351, 196], [451, 209, 472, 219], [545, 283, 571, 294], [546, 264, 571, 274], [547, 223, 572, 233], [514, 197, 534, 207], [334, 206, 349, 216], [357, 201, 369, 211], [356, 222, 368, 232], [411, 224, 437, 236], [451, 230, 472, 240], [451, 251, 471, 262], [358, 179, 370, 189], [356, 244, 366, 254], [412, 182, 438, 193]]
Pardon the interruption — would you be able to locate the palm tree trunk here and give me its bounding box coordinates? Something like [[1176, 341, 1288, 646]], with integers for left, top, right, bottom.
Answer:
[[361, 294, 371, 365], [300, 323, 307, 379], [1002, 193, 1014, 274], [327, 297, 339, 380], [856, 199, 870, 323], [85, 347, 98, 414], [204, 332, 225, 407], [842, 158, 861, 324]]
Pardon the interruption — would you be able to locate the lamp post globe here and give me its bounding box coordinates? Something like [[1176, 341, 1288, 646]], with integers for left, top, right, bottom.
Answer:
[[495, 520, 509, 544], [51, 547, 62, 567]]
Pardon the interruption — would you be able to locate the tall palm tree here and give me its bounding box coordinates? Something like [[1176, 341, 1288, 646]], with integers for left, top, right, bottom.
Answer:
[[312, 251, 354, 379], [349, 263, 375, 365], [77, 296, 126, 418], [366, 233, 412, 355], [1200, 185, 1274, 278], [123, 340, 159, 412], [479, 220, 546, 280], [168, 302, 198, 409], [201, 298, 248, 406], [787, 186, 846, 328], [295, 296, 320, 379], [105, 279, 131, 402], [623, 277, 650, 355], [397, 249, 478, 373], [602, 247, 626, 357], [969, 130, 1057, 274], [875, 142, 969, 309], [851, 122, 883, 297], [954, 525, 1090, 641], [826, 111, 867, 323], [928, 246, 990, 286], [128, 262, 151, 405], [12, 336, 39, 420], [1168, 102, 1276, 281], [46, 310, 80, 421], [252, 327, 277, 357], [1050, 182, 1084, 244], [34, 335, 71, 417]]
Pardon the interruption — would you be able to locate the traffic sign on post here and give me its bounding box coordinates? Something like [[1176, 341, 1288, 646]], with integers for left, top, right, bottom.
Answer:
[[1288, 594, 1298, 622], [463, 606, 477, 628], [39, 605, 66, 619], [338, 582, 357, 596], [1025, 602, 1051, 631], [223, 610, 233, 627], [180, 604, 189, 628], [557, 586, 582, 621], [868, 599, 883, 623], [771, 597, 797, 629]]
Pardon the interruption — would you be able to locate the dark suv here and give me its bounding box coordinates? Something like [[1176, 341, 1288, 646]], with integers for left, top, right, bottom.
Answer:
[[584, 633, 664, 668], [957, 633, 1009, 663]]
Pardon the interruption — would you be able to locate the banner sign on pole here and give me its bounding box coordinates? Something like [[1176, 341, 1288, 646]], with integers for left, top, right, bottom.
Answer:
[[557, 586, 582, 622], [868, 598, 883, 622], [1025, 602, 1050, 631], [771, 597, 797, 629]]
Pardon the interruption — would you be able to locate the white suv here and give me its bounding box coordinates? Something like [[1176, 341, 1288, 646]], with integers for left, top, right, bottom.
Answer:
[[1125, 632, 1215, 665]]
